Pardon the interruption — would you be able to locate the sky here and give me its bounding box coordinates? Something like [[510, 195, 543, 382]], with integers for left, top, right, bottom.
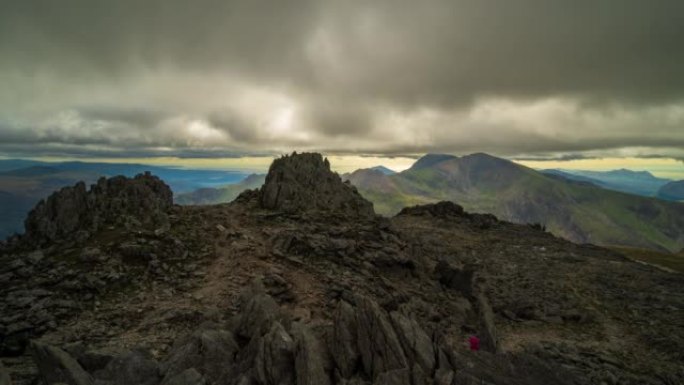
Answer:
[[1, 1, 684, 178]]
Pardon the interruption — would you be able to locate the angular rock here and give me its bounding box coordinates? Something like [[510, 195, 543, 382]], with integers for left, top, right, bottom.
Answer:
[[291, 322, 330, 385], [0, 361, 11, 385], [374, 368, 411, 385], [235, 291, 281, 340], [30, 341, 94, 385], [433, 261, 475, 298], [25, 173, 172, 244], [475, 292, 499, 353], [160, 368, 206, 385], [389, 312, 435, 374], [331, 301, 360, 379], [355, 297, 408, 380], [259, 152, 375, 218], [254, 322, 295, 385], [160, 326, 238, 383], [93, 350, 159, 385]]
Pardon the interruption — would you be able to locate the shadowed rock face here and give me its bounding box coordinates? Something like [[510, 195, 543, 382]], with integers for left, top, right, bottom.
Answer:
[[23, 172, 172, 244], [260, 152, 375, 218]]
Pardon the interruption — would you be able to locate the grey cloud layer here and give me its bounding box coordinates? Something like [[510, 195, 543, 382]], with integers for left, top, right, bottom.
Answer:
[[1, 0, 684, 158]]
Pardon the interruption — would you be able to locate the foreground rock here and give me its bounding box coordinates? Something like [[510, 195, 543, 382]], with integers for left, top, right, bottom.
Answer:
[[28, 286, 576, 385], [30, 341, 93, 385]]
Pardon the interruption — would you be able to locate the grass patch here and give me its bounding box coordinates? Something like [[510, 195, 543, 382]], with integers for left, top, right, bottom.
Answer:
[[611, 246, 684, 273]]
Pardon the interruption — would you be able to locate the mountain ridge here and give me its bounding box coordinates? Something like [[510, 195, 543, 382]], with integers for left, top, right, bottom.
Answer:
[[347, 153, 684, 252]]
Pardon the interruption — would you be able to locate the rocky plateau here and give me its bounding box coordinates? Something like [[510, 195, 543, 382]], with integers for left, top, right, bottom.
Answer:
[[0, 152, 682, 385]]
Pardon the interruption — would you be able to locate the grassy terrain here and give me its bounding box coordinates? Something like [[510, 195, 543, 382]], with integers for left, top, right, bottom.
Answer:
[[348, 153, 684, 252], [611, 247, 684, 273]]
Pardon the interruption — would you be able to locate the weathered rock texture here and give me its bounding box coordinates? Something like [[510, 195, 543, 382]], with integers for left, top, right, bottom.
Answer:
[[24, 173, 172, 244], [1, 153, 683, 385], [260, 152, 375, 218], [23, 287, 577, 385]]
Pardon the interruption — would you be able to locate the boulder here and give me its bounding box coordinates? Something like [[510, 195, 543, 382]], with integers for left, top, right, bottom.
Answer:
[[290, 322, 330, 385], [389, 312, 435, 374], [254, 322, 295, 385], [160, 326, 238, 383], [93, 350, 159, 385], [0, 361, 12, 385], [235, 291, 281, 340], [30, 341, 93, 385], [374, 368, 411, 385], [355, 297, 408, 380], [433, 261, 475, 297], [330, 301, 360, 379], [160, 368, 206, 385], [475, 292, 499, 353]]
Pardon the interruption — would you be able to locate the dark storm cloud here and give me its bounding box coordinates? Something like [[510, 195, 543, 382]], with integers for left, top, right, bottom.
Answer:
[[1, 0, 684, 158]]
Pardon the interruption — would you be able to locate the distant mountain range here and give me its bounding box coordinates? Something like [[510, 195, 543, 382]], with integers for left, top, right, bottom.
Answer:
[[541, 168, 672, 197], [344, 153, 684, 252], [4, 156, 684, 252], [657, 180, 684, 201], [175, 173, 266, 205], [368, 165, 396, 175], [0, 159, 251, 239]]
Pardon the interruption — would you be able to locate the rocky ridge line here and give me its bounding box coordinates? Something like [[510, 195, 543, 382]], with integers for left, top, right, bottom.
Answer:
[[23, 172, 173, 245]]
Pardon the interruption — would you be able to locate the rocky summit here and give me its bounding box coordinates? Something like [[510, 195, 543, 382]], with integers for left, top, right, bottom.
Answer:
[[1, 153, 683, 385], [23, 172, 173, 246], [259, 152, 375, 218]]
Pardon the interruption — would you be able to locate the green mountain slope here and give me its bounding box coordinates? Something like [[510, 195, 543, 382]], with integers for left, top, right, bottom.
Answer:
[[346, 153, 684, 252]]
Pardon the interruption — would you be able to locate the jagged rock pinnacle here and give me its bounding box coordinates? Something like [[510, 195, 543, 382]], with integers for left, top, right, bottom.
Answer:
[[24, 172, 173, 244], [259, 152, 375, 218]]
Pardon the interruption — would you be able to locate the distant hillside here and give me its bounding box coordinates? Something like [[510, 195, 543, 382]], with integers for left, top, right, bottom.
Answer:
[[175, 174, 266, 205], [542, 168, 671, 197], [0, 159, 250, 193], [347, 153, 684, 252], [657, 180, 684, 201]]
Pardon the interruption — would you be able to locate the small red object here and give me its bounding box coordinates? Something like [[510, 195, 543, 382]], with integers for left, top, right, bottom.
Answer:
[[469, 336, 480, 351]]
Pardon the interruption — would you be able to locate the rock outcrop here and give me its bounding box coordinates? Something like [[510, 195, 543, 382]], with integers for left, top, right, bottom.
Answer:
[[0, 361, 12, 385], [24, 172, 172, 244], [259, 152, 375, 218], [30, 341, 93, 385], [25, 287, 574, 385]]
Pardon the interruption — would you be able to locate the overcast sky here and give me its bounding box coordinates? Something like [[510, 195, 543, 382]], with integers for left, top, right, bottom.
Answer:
[[2, 0, 684, 167]]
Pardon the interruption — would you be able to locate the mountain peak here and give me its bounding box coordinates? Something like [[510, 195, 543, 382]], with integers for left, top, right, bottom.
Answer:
[[369, 165, 396, 175], [259, 152, 375, 218], [409, 154, 458, 170]]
